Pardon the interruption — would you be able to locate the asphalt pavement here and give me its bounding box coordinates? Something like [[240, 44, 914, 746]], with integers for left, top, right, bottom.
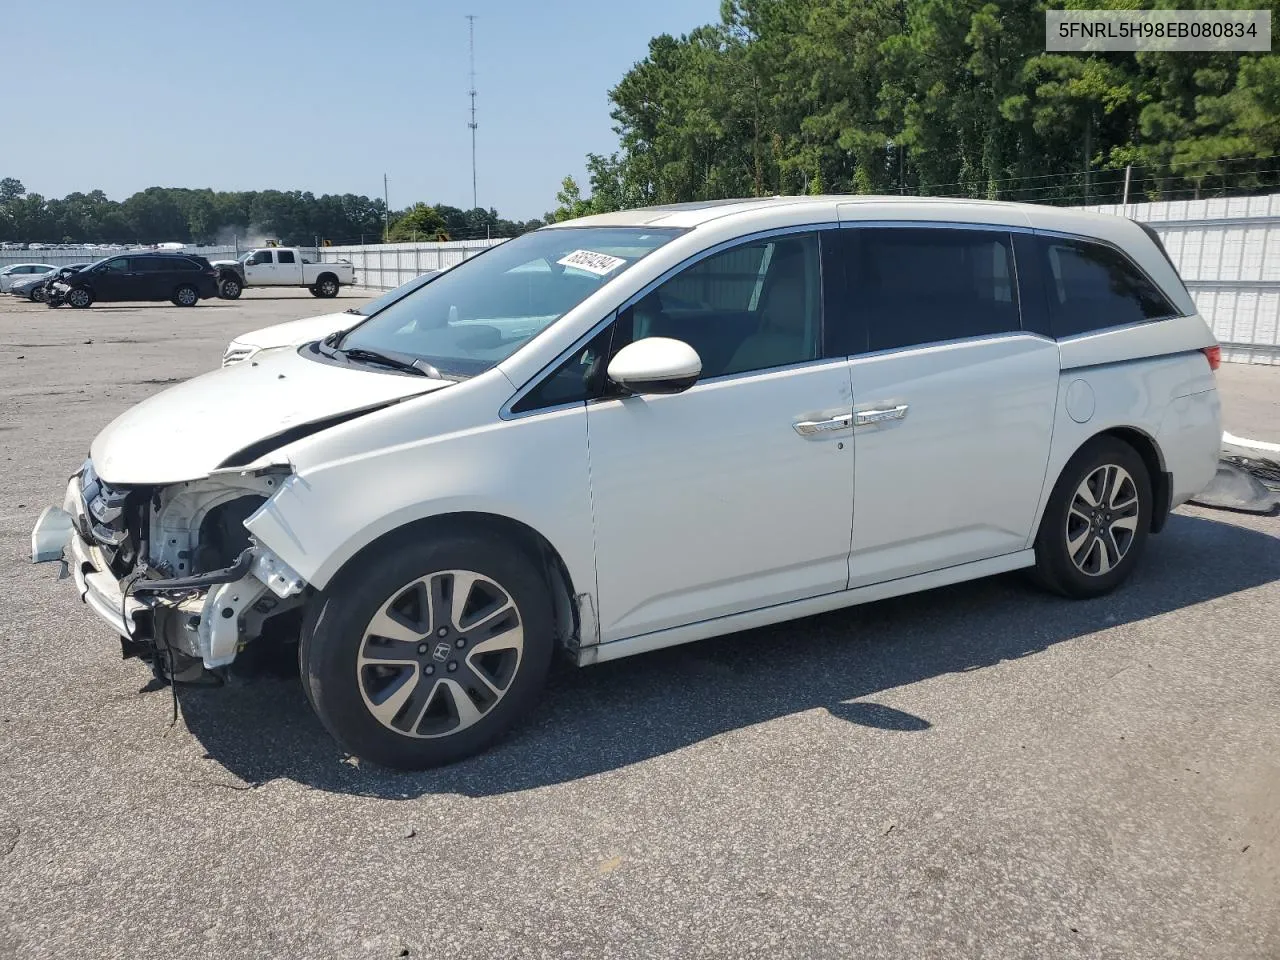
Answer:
[[1, 291, 1277, 959]]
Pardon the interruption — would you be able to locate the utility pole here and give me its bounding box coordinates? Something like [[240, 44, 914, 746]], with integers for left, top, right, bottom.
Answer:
[[383, 173, 390, 242], [467, 14, 478, 211]]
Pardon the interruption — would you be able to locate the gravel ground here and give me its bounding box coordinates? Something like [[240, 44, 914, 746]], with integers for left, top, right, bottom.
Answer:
[[1, 292, 1277, 960]]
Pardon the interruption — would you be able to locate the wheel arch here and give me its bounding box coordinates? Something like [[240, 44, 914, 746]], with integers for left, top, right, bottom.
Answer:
[[315, 270, 339, 284], [1043, 425, 1172, 537], [321, 511, 583, 657]]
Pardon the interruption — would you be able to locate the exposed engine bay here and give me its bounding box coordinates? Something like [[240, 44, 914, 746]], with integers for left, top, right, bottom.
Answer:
[[66, 460, 309, 683]]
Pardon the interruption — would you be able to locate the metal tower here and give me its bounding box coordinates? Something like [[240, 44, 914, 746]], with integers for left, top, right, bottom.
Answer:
[[467, 15, 478, 211]]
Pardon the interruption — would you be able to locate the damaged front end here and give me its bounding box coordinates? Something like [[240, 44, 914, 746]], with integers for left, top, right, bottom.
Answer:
[[32, 460, 308, 683]]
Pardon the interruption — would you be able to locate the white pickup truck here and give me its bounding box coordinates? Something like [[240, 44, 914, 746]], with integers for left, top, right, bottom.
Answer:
[[211, 247, 355, 299]]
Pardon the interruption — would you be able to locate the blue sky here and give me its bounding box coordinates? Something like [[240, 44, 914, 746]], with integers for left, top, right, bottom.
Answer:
[[6, 0, 721, 220]]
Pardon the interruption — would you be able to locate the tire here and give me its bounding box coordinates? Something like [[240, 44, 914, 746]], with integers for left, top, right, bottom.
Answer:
[[308, 285, 322, 297], [29, 287, 47, 302], [219, 277, 242, 299], [315, 275, 339, 298], [172, 284, 199, 307], [1033, 436, 1152, 599], [300, 530, 555, 769], [66, 286, 93, 309]]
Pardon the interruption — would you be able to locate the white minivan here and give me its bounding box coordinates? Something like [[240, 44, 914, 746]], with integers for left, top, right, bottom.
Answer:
[[31, 197, 1221, 769]]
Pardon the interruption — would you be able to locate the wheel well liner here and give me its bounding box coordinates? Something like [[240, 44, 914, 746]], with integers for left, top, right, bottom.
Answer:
[[327, 512, 580, 652], [316, 271, 338, 283]]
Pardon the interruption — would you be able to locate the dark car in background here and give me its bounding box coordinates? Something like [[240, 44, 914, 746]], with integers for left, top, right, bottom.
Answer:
[[14, 263, 91, 302], [49, 253, 219, 309]]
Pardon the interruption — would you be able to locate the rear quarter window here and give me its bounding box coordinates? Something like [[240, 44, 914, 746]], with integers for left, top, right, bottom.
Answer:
[[1035, 235, 1177, 338]]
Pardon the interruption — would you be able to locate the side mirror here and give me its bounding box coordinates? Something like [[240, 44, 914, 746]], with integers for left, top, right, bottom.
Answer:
[[607, 337, 702, 395]]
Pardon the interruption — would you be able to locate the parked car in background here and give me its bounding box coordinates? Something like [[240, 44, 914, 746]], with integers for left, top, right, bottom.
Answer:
[[47, 253, 219, 308], [0, 263, 57, 293], [211, 247, 355, 299], [13, 263, 90, 301], [222, 271, 440, 366]]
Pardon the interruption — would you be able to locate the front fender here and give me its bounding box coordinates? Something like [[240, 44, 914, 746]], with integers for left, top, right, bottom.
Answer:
[[242, 399, 596, 612]]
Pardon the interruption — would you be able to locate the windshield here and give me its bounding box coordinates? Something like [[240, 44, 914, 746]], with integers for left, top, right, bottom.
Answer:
[[337, 227, 680, 377], [351, 271, 439, 316]]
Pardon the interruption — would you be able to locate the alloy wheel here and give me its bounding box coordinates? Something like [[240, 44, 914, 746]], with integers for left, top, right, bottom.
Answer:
[[356, 569, 524, 739], [1065, 464, 1140, 577], [321, 279, 337, 296], [68, 288, 90, 308]]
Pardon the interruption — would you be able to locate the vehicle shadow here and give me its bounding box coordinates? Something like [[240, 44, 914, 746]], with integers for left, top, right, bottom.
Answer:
[[178, 512, 1279, 797]]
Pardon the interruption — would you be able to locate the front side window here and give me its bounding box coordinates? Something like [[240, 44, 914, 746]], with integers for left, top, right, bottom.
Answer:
[[336, 227, 679, 379], [1038, 236, 1176, 337], [843, 227, 1020, 353], [614, 232, 822, 379]]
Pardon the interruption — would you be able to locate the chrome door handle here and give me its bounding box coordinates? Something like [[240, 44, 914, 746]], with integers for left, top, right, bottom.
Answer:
[[854, 404, 909, 427], [793, 413, 853, 436]]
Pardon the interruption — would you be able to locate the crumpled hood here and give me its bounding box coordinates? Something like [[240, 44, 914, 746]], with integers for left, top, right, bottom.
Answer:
[[92, 347, 449, 485]]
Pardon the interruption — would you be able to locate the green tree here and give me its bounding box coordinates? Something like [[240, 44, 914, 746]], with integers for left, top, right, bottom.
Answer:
[[389, 203, 449, 241]]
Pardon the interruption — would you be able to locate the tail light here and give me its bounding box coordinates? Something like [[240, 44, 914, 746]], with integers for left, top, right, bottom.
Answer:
[[1202, 345, 1221, 371]]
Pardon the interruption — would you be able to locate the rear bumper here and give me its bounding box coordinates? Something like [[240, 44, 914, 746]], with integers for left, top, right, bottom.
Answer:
[[1159, 387, 1223, 507]]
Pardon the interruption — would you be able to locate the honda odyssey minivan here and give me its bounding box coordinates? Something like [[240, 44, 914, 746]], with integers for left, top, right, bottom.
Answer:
[[31, 197, 1221, 769]]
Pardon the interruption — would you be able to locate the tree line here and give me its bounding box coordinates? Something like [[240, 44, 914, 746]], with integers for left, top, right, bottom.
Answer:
[[548, 0, 1280, 220], [0, 178, 543, 247]]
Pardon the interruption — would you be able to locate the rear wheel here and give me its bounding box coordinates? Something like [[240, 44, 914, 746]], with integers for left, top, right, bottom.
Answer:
[[66, 286, 93, 309], [300, 531, 555, 769], [1033, 436, 1152, 598], [315, 275, 339, 298], [172, 284, 198, 307]]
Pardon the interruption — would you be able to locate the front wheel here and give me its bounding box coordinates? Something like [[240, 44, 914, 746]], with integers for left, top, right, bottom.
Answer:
[[1033, 436, 1152, 599], [30, 286, 47, 302], [218, 277, 242, 299], [300, 531, 555, 769], [66, 287, 93, 309], [172, 284, 199, 307]]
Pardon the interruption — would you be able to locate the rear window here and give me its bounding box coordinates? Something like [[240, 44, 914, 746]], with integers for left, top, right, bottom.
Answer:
[[1036, 236, 1176, 338]]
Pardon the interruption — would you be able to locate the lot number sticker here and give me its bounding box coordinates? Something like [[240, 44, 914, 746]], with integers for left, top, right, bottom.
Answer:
[[557, 249, 627, 276]]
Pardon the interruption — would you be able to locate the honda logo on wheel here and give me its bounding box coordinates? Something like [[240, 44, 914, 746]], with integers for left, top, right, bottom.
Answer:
[[432, 642, 451, 662]]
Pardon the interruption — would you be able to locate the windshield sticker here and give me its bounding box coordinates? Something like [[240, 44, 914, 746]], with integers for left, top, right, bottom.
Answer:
[[556, 249, 627, 277]]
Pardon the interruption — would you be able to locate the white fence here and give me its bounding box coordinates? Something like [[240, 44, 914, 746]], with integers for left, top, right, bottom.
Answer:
[[1080, 194, 1280, 364], [317, 238, 505, 290], [0, 245, 240, 268], [0, 240, 505, 290]]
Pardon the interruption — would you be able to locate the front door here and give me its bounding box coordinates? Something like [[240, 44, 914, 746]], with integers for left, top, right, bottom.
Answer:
[[243, 250, 274, 285], [91, 257, 133, 301], [585, 230, 856, 643], [836, 225, 1060, 586]]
